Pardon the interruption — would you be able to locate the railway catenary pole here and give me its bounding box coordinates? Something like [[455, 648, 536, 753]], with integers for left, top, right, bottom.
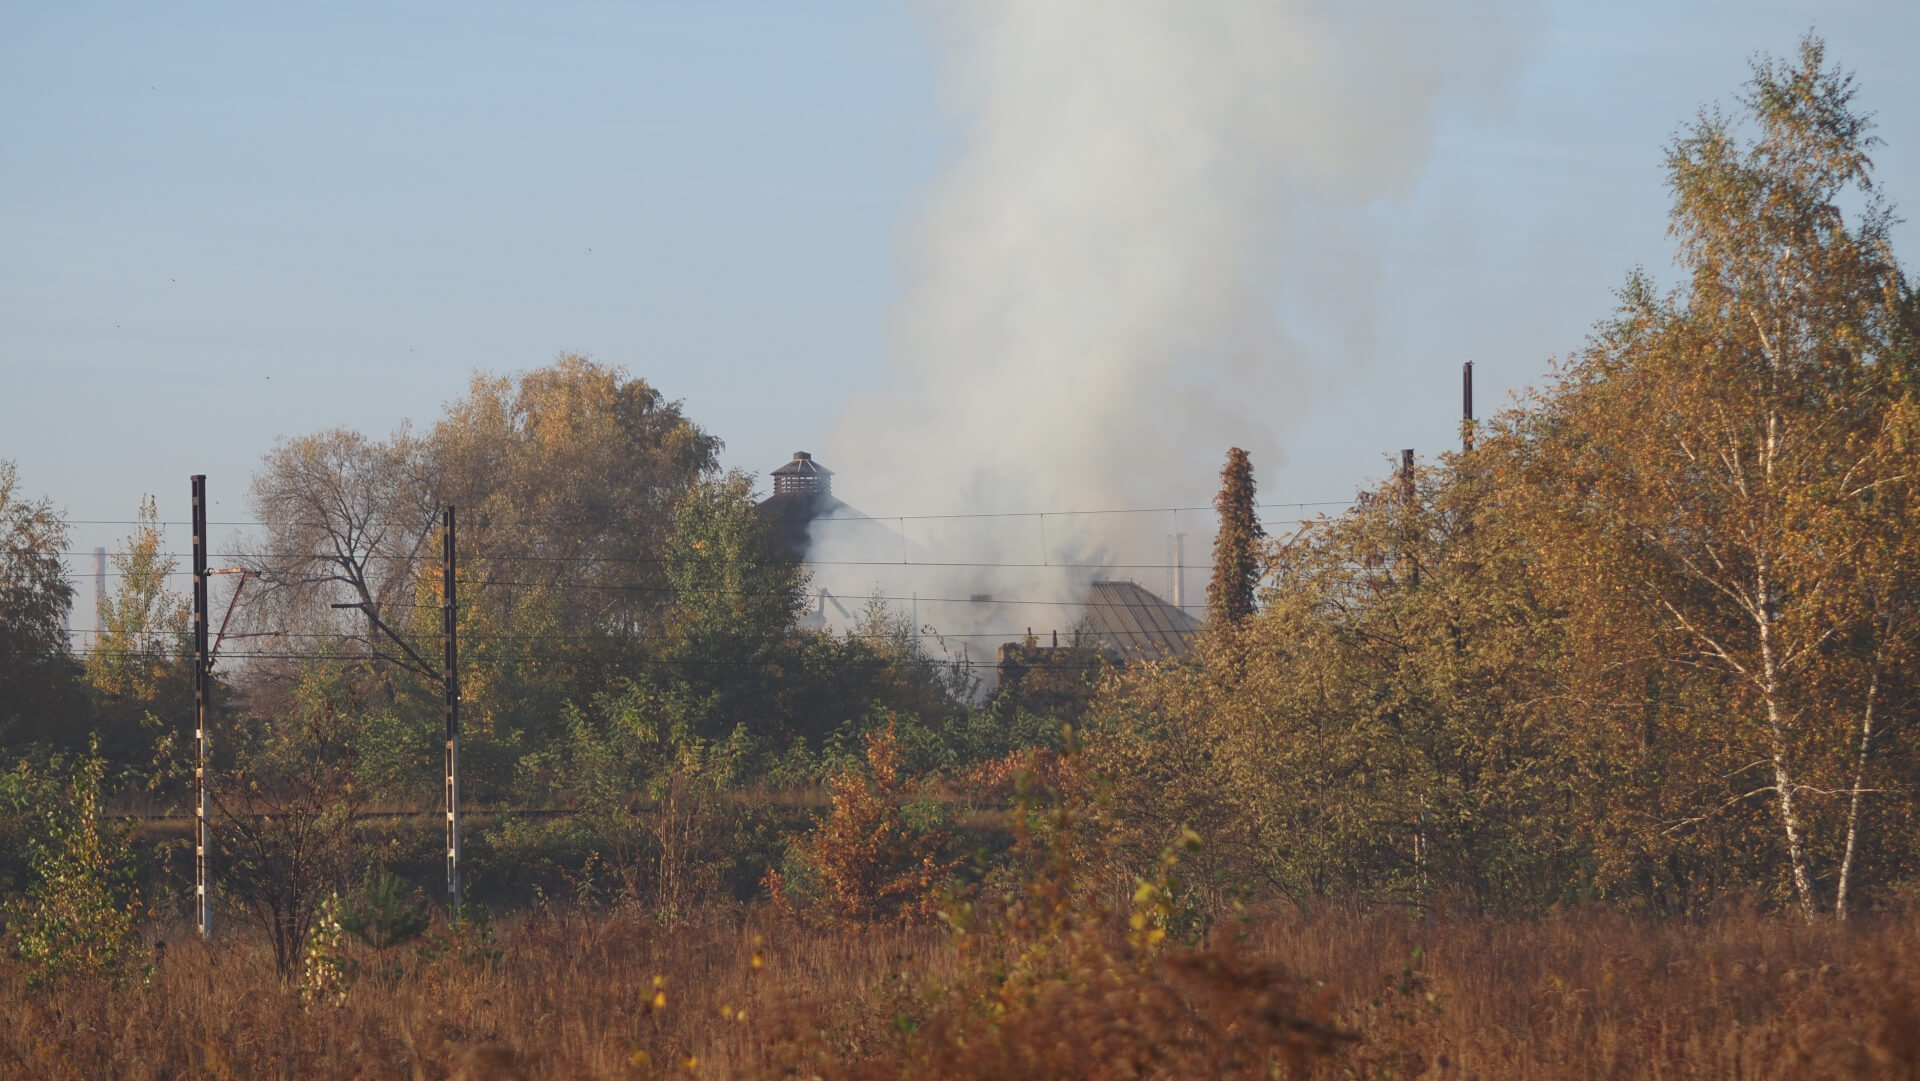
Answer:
[[443, 505, 462, 912], [191, 476, 213, 942]]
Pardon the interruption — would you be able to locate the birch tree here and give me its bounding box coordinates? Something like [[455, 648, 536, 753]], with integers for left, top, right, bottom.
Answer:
[[1532, 38, 1916, 919], [85, 497, 192, 764], [85, 497, 190, 704]]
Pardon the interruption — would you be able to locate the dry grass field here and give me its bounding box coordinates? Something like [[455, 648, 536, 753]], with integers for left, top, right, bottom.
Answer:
[[4, 904, 1918, 1080]]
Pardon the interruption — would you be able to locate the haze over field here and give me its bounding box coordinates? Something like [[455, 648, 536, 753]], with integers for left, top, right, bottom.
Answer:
[[5, 13, 1920, 1079], [4, 2, 1917, 625]]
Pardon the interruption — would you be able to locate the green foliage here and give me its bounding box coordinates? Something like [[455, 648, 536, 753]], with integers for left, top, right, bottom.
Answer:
[[508, 679, 754, 911], [240, 356, 724, 806], [214, 676, 368, 978], [4, 741, 143, 988], [664, 470, 807, 648], [339, 870, 430, 950], [84, 496, 191, 767], [84, 497, 190, 703], [0, 460, 84, 754], [418, 900, 501, 968]]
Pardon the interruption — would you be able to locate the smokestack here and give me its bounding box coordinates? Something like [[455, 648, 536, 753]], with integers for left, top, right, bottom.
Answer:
[[94, 547, 106, 638], [1401, 450, 1419, 588], [1173, 533, 1186, 609], [1462, 361, 1475, 453]]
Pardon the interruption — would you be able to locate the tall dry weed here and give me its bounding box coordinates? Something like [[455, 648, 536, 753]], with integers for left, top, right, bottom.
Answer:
[[5, 901, 1920, 1078]]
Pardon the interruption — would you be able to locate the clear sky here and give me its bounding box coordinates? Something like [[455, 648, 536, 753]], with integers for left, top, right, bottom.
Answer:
[[3, 1, 1917, 626]]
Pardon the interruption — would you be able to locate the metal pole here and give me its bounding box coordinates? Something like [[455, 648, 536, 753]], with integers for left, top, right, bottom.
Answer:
[[191, 476, 212, 942], [1400, 450, 1419, 589], [1174, 533, 1186, 610], [93, 548, 106, 640], [1462, 361, 1475, 453], [443, 505, 462, 913]]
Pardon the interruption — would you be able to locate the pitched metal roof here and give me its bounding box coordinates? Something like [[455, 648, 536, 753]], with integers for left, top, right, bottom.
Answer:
[[1084, 579, 1201, 661], [755, 488, 849, 560]]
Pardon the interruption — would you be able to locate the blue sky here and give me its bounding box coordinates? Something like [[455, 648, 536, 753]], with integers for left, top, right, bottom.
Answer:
[[3, 1, 1917, 619]]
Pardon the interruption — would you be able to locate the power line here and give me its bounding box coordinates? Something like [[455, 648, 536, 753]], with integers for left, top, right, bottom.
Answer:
[[66, 586, 1139, 609], [61, 626, 1089, 644], [2, 646, 1015, 671], [55, 498, 1353, 530], [61, 551, 1315, 571], [63, 517, 1312, 580]]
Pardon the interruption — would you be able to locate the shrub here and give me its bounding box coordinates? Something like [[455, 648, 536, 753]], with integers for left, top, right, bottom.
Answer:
[[770, 719, 961, 924], [340, 870, 430, 951], [752, 786, 1352, 1080], [4, 740, 143, 988]]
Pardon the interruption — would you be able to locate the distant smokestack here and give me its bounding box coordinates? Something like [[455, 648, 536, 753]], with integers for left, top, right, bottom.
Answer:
[[1174, 533, 1186, 609], [94, 547, 107, 638], [1462, 361, 1475, 453]]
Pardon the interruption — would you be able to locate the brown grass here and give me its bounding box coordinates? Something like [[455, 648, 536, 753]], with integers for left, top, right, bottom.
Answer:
[[3, 906, 1919, 1080]]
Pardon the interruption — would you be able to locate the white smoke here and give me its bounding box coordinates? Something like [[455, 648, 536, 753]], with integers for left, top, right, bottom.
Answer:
[[815, 0, 1535, 649]]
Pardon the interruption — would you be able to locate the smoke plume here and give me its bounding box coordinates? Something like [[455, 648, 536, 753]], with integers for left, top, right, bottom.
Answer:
[[815, 0, 1535, 645]]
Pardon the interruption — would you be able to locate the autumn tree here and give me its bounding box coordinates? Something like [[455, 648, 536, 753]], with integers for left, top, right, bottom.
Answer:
[[1095, 455, 1599, 913], [1523, 37, 1917, 919], [246, 355, 718, 645], [1083, 41, 1920, 919], [87, 497, 189, 700], [84, 497, 191, 764], [1207, 447, 1262, 627], [245, 425, 435, 653], [0, 460, 81, 752], [238, 357, 722, 790], [429, 354, 721, 637]]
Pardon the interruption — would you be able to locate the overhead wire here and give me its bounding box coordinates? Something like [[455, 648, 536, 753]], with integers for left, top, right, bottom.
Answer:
[[4, 646, 1017, 672], [53, 495, 1315, 666], [63, 512, 1319, 580], [55, 498, 1353, 530]]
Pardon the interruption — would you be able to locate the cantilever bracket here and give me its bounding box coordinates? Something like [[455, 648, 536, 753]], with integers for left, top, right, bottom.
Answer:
[[206, 568, 252, 667]]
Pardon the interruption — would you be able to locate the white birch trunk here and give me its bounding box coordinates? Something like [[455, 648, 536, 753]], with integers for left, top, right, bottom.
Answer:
[[1835, 666, 1879, 922], [1756, 560, 1819, 921]]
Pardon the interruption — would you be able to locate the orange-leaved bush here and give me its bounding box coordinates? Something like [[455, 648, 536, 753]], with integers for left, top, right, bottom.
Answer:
[[768, 718, 961, 924]]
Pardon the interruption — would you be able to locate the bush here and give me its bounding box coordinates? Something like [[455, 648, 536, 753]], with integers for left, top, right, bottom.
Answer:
[[770, 719, 961, 924], [340, 870, 430, 951], [4, 740, 143, 988]]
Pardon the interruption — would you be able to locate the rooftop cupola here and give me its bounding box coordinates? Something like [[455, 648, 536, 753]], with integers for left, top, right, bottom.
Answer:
[[771, 451, 833, 497]]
